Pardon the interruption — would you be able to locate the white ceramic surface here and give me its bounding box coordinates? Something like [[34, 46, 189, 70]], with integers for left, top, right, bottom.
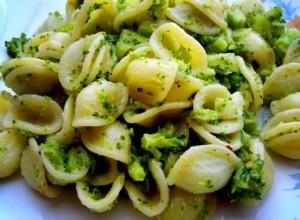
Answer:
[[0, 1, 300, 220]]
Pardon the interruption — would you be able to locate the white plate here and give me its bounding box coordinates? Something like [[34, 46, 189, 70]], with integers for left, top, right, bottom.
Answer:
[[0, 1, 300, 220]]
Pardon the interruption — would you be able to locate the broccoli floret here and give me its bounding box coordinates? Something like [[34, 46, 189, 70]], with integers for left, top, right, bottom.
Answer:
[[227, 9, 247, 29], [150, 0, 168, 20], [192, 109, 219, 124], [230, 131, 266, 202], [243, 111, 258, 136], [248, 6, 285, 45], [274, 28, 300, 64], [116, 29, 148, 58], [141, 122, 188, 159], [208, 54, 239, 75], [128, 157, 146, 181], [195, 68, 217, 85], [138, 21, 158, 37], [217, 72, 243, 93], [5, 33, 31, 58]]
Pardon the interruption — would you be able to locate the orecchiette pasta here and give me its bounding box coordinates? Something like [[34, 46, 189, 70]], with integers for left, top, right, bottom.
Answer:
[[270, 92, 300, 115], [167, 145, 240, 194], [0, 93, 11, 131], [125, 159, 169, 217], [72, 80, 128, 127], [284, 38, 300, 64], [21, 138, 61, 198], [1, 57, 59, 94], [90, 158, 119, 186], [3, 94, 63, 135], [81, 121, 131, 164], [0, 130, 26, 178]]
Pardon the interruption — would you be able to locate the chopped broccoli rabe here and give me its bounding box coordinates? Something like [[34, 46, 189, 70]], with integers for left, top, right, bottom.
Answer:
[[5, 33, 31, 58], [55, 21, 74, 32], [243, 111, 258, 136], [208, 54, 239, 75], [163, 152, 180, 175], [227, 9, 247, 29], [116, 29, 148, 58], [141, 122, 188, 159], [128, 158, 146, 181], [247, 6, 285, 46], [217, 72, 243, 93], [274, 28, 300, 64], [239, 82, 253, 110], [150, 0, 167, 20], [195, 68, 217, 85], [230, 131, 265, 202], [192, 109, 219, 124], [138, 21, 158, 37]]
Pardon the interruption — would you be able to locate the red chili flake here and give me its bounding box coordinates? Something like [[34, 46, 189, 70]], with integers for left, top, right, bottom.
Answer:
[[226, 144, 233, 151]]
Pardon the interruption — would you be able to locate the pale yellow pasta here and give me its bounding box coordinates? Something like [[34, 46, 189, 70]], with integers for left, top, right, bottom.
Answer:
[[0, 130, 26, 178], [71, 0, 117, 40], [125, 159, 169, 217], [190, 122, 242, 150], [149, 22, 207, 72], [113, 0, 153, 32], [110, 45, 154, 84], [264, 63, 300, 100], [166, 3, 220, 35], [236, 56, 263, 111], [90, 158, 119, 186], [3, 94, 63, 135], [21, 138, 61, 198], [59, 33, 116, 93], [126, 58, 178, 105], [72, 80, 128, 127], [187, 0, 228, 29], [123, 100, 192, 127], [1, 57, 59, 94], [81, 121, 131, 164], [66, 0, 82, 17], [231, 0, 264, 16], [0, 93, 11, 131], [234, 30, 275, 75], [47, 96, 78, 145], [25, 32, 72, 60], [36, 11, 67, 34], [41, 144, 90, 185], [167, 145, 240, 194], [270, 92, 300, 115], [284, 38, 300, 64], [157, 187, 216, 220], [76, 174, 125, 212]]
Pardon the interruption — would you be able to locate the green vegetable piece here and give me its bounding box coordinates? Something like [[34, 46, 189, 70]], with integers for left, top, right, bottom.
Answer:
[[138, 21, 157, 37], [192, 109, 219, 124], [5, 33, 31, 58], [243, 111, 258, 136], [128, 159, 146, 182], [227, 9, 246, 29], [116, 29, 148, 58], [163, 152, 180, 175], [208, 54, 239, 75]]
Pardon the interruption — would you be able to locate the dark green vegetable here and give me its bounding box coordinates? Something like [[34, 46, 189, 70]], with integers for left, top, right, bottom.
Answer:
[[227, 9, 247, 29], [5, 33, 31, 58], [243, 111, 258, 136]]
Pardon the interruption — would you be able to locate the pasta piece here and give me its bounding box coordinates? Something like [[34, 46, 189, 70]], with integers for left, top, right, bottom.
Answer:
[[166, 3, 220, 35], [263, 63, 300, 100], [25, 32, 71, 61], [149, 22, 207, 72], [47, 96, 78, 145], [190, 122, 242, 151], [113, 0, 153, 32], [3, 94, 63, 135], [270, 92, 300, 115], [125, 159, 169, 217], [0, 130, 26, 178], [233, 30, 275, 75], [126, 58, 178, 105], [164, 72, 203, 102], [81, 121, 131, 164], [41, 141, 90, 185], [36, 11, 67, 34], [21, 138, 61, 198], [90, 158, 119, 186], [236, 56, 263, 111], [157, 187, 216, 220], [71, 0, 117, 39], [261, 109, 300, 140], [123, 100, 192, 127], [231, 0, 264, 16], [110, 45, 154, 84], [187, 0, 228, 29], [59, 33, 117, 93], [167, 144, 240, 194], [284, 38, 300, 64], [76, 173, 125, 212], [1, 58, 59, 94], [72, 80, 128, 127], [0, 93, 11, 131], [66, 0, 83, 17]]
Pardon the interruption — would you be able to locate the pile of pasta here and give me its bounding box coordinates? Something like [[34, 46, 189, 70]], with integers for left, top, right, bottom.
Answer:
[[1, 0, 300, 218]]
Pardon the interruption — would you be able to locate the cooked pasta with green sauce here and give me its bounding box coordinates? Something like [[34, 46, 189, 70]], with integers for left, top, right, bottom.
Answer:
[[2, 0, 300, 218]]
